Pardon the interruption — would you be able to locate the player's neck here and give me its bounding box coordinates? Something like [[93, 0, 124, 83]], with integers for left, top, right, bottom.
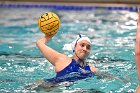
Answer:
[[73, 55, 86, 66]]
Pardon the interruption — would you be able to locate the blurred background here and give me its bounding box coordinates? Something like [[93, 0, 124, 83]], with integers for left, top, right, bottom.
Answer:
[[0, 0, 140, 4]]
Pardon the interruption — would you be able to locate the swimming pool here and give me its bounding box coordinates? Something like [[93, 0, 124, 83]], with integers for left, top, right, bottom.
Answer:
[[0, 2, 138, 93]]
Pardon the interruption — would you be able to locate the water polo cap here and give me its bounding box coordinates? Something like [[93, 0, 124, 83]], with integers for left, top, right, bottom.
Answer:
[[71, 34, 91, 52]]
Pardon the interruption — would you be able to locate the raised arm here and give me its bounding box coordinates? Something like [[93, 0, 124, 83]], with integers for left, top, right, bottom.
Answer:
[[135, 10, 140, 93], [36, 35, 71, 72], [36, 36, 60, 65]]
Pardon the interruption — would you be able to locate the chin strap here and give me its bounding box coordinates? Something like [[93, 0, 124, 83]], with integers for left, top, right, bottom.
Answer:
[[75, 52, 86, 66]]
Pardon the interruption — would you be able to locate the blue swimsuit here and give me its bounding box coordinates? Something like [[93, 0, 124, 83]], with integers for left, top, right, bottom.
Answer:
[[44, 59, 95, 83]]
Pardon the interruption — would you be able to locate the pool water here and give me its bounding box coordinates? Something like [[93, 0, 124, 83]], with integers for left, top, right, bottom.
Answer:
[[0, 4, 138, 93]]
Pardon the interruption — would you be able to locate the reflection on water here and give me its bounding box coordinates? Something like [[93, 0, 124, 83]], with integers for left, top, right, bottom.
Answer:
[[0, 6, 138, 93]]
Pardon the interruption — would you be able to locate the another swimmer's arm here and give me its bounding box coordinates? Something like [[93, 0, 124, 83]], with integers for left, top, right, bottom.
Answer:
[[136, 10, 140, 83], [135, 9, 140, 93]]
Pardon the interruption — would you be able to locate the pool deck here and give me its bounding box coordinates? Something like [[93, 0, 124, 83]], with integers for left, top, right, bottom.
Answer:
[[0, 1, 140, 7], [1, 0, 140, 4], [0, 1, 140, 10]]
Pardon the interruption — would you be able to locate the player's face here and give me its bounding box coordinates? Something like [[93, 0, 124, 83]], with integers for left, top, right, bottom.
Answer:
[[74, 40, 91, 59]]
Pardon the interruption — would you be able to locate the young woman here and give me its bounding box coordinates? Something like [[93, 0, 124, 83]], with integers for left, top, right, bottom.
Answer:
[[36, 34, 97, 83]]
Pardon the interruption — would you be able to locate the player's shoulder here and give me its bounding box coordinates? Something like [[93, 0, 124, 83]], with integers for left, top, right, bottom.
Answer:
[[88, 64, 97, 72]]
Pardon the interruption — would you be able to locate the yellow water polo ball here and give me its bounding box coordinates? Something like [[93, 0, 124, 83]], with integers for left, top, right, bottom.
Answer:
[[38, 12, 60, 36]]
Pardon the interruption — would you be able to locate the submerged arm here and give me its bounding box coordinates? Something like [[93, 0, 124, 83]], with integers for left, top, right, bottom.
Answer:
[[94, 70, 127, 83], [89, 61, 126, 82]]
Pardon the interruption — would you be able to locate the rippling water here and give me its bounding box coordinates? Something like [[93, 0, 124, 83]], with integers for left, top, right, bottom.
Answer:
[[0, 6, 138, 93]]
